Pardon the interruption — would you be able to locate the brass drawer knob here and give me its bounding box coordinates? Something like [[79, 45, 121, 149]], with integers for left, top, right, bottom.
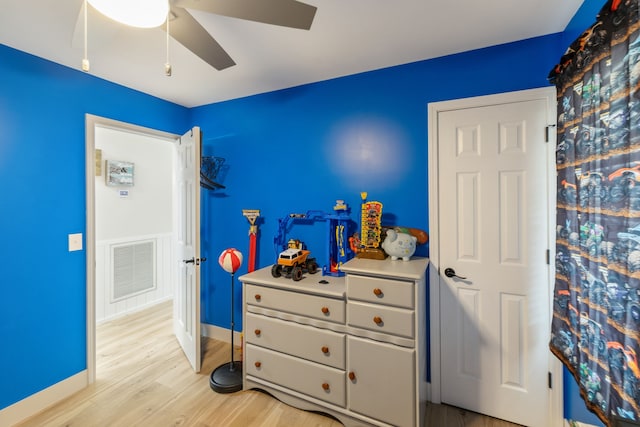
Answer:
[[322, 382, 330, 391], [373, 288, 383, 296], [254, 329, 261, 336], [254, 294, 262, 301], [321, 346, 329, 354], [321, 306, 330, 315], [373, 316, 383, 325], [254, 361, 262, 368], [348, 372, 356, 381]]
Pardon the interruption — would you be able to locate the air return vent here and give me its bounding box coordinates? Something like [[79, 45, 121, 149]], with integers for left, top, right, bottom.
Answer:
[[111, 240, 156, 301]]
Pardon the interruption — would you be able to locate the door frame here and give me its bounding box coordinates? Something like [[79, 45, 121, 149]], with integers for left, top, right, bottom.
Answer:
[[427, 87, 563, 425], [85, 114, 179, 383]]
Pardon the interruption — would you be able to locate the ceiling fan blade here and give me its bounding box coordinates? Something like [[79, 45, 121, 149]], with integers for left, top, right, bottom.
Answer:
[[167, 6, 236, 70], [173, 0, 317, 30]]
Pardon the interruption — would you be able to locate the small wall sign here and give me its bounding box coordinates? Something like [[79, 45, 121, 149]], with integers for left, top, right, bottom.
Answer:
[[106, 160, 134, 187]]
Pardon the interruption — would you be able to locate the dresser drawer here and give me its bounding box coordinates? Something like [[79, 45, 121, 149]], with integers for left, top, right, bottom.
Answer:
[[246, 344, 346, 407], [245, 284, 345, 324], [348, 301, 414, 339], [245, 312, 346, 369], [347, 274, 414, 309]]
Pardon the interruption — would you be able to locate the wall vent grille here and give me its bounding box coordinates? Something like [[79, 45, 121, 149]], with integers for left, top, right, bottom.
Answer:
[[111, 240, 156, 301]]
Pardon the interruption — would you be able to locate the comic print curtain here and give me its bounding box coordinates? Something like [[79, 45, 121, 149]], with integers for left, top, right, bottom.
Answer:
[[549, 1, 640, 425]]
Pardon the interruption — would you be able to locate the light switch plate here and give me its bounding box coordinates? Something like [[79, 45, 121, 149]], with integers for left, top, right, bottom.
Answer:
[[68, 233, 83, 252]]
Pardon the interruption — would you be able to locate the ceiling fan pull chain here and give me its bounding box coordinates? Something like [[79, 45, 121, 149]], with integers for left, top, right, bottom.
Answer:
[[82, 0, 90, 72], [165, 13, 172, 76]]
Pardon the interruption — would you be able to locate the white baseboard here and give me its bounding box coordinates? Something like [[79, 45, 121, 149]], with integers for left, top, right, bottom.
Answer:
[[0, 370, 87, 427], [202, 323, 242, 346], [97, 295, 173, 325]]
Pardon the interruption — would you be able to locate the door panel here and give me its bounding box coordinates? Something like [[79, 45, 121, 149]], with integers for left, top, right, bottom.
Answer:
[[500, 171, 524, 263], [173, 127, 201, 372], [439, 99, 550, 426], [456, 172, 479, 260], [500, 293, 526, 389], [458, 287, 481, 379], [347, 336, 415, 427]]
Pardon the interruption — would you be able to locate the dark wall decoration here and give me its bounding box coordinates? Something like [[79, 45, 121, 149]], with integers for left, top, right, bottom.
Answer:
[[549, 0, 640, 425]]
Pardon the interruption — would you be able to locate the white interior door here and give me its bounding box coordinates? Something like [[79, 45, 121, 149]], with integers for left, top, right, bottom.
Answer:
[[173, 126, 202, 372], [437, 94, 553, 426]]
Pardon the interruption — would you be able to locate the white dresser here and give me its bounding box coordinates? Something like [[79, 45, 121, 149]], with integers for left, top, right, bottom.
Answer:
[[240, 256, 429, 427]]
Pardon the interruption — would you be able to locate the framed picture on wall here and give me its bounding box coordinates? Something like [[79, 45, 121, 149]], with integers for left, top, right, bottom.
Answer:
[[105, 160, 134, 187]]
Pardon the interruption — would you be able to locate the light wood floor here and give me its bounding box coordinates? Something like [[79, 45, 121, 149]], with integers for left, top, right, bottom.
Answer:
[[16, 301, 521, 427]]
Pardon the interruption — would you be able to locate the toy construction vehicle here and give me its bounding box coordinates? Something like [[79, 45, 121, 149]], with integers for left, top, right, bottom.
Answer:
[[271, 239, 319, 281]]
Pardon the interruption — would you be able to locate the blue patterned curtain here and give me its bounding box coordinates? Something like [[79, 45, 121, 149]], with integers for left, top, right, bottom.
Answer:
[[549, 1, 640, 425]]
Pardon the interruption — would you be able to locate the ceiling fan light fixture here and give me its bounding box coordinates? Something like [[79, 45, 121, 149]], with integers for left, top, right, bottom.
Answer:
[[87, 0, 168, 28]]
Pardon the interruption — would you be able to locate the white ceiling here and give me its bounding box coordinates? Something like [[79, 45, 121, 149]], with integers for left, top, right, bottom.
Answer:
[[0, 0, 583, 108]]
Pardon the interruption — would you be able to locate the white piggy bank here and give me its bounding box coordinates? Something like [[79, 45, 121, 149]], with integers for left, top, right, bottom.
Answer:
[[381, 230, 417, 261]]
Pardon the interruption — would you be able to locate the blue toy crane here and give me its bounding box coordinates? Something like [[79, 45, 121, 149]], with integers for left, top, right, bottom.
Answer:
[[273, 201, 354, 276]]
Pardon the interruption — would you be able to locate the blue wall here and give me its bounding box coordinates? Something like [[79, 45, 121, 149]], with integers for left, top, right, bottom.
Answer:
[[192, 33, 563, 330], [0, 0, 608, 424], [0, 45, 189, 409], [191, 30, 604, 426]]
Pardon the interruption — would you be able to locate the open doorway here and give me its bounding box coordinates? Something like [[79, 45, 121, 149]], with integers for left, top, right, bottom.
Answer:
[[85, 115, 181, 382], [94, 126, 174, 322]]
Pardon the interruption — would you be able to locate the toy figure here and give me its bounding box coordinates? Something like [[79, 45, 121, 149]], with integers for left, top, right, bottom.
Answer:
[[271, 241, 319, 281], [381, 229, 417, 261], [349, 232, 361, 253], [357, 192, 386, 259]]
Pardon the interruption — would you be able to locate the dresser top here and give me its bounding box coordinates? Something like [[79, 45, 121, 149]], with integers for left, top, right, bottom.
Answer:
[[340, 256, 429, 280], [240, 256, 429, 295], [239, 266, 346, 298]]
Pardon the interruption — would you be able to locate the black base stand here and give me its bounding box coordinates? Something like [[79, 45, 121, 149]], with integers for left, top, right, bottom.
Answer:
[[210, 271, 243, 394], [209, 361, 243, 393]]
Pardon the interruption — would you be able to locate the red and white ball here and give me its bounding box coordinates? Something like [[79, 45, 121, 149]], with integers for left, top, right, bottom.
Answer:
[[218, 248, 243, 274]]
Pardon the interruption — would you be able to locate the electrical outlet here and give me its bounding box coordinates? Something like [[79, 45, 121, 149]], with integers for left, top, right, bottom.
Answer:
[[68, 233, 83, 252]]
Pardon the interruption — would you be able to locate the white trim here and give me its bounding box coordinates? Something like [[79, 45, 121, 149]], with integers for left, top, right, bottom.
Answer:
[[86, 116, 96, 384], [97, 295, 173, 325], [202, 323, 243, 346], [97, 232, 174, 246], [427, 87, 562, 426], [85, 114, 178, 385], [0, 371, 87, 427]]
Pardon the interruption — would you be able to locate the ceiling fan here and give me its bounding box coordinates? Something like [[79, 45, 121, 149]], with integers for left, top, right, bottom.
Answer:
[[77, 0, 317, 71]]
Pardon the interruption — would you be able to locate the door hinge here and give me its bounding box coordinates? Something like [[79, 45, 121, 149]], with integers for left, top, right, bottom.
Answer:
[[546, 249, 550, 265], [548, 372, 553, 389], [545, 125, 556, 143]]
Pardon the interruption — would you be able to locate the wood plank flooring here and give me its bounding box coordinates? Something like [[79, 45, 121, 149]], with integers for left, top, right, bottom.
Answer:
[[16, 301, 521, 427]]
